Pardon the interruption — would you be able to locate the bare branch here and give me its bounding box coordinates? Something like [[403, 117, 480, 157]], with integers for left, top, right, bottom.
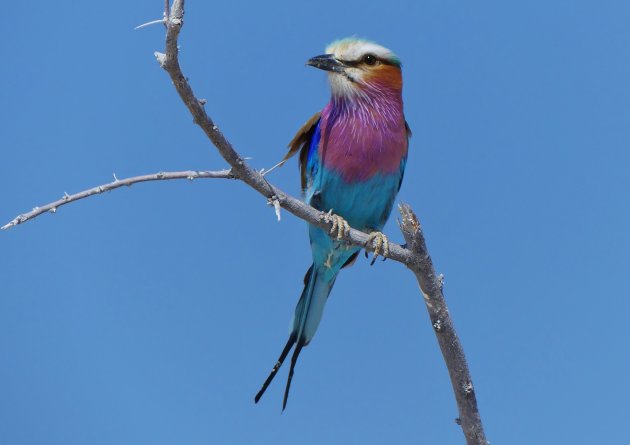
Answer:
[[1, 170, 232, 230], [398, 204, 488, 445]]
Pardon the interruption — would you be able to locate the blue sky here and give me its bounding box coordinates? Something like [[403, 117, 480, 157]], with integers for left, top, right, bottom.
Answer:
[[2, 1, 629, 443]]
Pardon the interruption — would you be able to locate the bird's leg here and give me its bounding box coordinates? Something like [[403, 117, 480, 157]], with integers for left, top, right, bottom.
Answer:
[[365, 231, 389, 265], [323, 210, 350, 240]]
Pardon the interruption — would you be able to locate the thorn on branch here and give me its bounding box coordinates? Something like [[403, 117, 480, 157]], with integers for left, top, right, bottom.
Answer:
[[261, 159, 287, 177], [134, 18, 166, 30], [63, 192, 70, 201], [49, 207, 57, 214], [113, 173, 119, 182]]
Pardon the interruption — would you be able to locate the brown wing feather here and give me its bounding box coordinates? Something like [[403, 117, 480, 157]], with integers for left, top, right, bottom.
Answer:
[[284, 112, 321, 162], [283, 112, 321, 190]]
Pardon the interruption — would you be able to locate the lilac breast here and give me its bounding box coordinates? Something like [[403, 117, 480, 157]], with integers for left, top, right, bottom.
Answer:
[[318, 98, 408, 183]]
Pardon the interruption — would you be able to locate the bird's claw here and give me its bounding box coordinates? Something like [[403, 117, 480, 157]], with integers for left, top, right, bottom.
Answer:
[[365, 232, 389, 265], [324, 210, 350, 240]]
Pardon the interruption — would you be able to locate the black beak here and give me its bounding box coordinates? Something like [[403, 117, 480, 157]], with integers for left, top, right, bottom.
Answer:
[[306, 54, 346, 74]]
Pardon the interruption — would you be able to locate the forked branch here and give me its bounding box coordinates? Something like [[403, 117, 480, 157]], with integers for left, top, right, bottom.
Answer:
[[2, 1, 488, 443]]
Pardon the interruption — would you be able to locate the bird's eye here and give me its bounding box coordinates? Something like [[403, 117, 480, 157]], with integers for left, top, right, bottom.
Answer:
[[363, 54, 378, 66]]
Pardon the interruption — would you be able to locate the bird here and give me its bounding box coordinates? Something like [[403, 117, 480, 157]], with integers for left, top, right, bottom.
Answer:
[[255, 38, 410, 410]]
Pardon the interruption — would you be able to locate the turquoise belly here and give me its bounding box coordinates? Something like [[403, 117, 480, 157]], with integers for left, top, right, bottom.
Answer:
[[306, 170, 401, 271]]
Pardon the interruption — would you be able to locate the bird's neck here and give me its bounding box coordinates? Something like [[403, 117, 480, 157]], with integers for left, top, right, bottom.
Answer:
[[327, 82, 404, 129]]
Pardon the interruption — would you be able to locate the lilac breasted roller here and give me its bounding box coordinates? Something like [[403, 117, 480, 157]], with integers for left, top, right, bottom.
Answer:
[[255, 38, 411, 409]]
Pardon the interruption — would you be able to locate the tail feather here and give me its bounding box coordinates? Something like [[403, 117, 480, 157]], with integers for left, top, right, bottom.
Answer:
[[282, 340, 305, 411], [255, 263, 336, 409], [294, 266, 319, 345], [254, 335, 295, 404]]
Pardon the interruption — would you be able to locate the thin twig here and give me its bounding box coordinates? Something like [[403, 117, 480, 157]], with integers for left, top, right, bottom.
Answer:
[[1, 170, 232, 230]]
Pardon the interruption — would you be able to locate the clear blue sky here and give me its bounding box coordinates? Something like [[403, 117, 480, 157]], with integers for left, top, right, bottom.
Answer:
[[2, 1, 629, 443]]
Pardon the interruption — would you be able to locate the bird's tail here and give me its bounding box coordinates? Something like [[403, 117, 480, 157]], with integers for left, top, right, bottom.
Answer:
[[254, 264, 336, 410]]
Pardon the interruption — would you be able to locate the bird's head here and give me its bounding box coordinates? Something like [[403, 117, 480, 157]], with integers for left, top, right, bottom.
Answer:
[[307, 38, 402, 99]]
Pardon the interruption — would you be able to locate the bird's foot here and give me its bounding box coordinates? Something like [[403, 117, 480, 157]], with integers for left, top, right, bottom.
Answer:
[[365, 231, 389, 265], [323, 210, 350, 240]]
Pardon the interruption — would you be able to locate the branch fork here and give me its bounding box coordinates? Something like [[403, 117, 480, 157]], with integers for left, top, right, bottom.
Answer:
[[3, 2, 488, 444]]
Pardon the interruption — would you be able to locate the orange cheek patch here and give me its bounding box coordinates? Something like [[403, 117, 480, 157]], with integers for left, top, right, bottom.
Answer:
[[363, 65, 403, 90]]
